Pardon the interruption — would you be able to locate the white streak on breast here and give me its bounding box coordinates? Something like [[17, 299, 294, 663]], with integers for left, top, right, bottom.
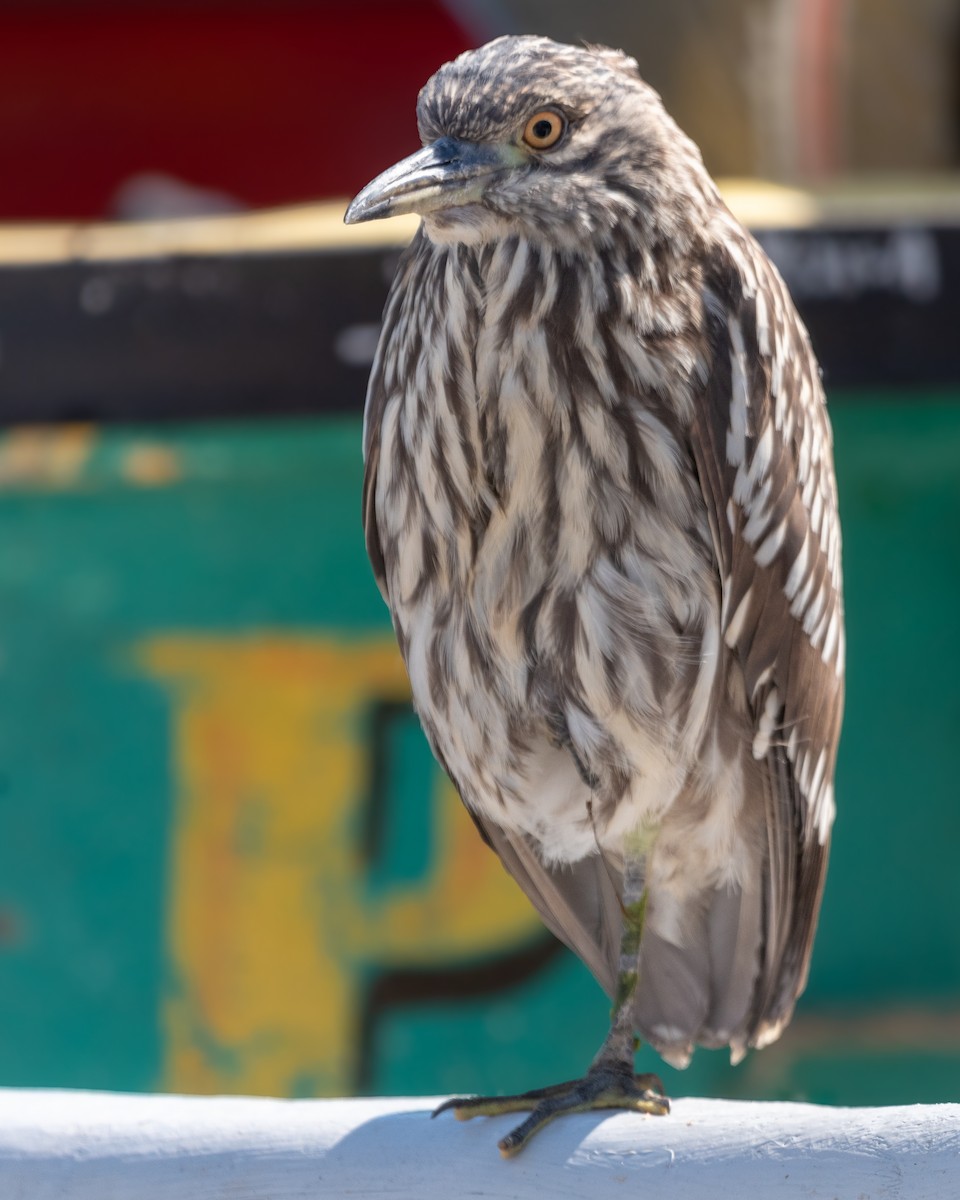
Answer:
[[685, 614, 719, 746]]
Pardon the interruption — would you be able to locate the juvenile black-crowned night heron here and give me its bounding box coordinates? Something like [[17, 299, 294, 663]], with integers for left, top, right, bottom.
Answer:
[[346, 35, 844, 1156]]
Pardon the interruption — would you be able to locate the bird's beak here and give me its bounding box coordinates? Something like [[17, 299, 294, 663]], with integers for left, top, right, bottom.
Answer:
[[344, 137, 521, 225]]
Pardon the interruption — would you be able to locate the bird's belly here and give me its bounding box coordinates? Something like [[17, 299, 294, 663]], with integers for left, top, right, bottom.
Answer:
[[391, 504, 723, 865]]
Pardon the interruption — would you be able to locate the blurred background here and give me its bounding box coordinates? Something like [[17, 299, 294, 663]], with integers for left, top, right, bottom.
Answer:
[[0, 0, 957, 1110]]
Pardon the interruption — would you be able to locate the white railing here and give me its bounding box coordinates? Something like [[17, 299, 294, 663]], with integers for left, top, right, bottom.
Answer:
[[0, 1088, 956, 1198]]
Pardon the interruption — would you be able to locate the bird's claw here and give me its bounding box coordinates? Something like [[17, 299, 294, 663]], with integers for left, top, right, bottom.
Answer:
[[433, 1068, 669, 1157]]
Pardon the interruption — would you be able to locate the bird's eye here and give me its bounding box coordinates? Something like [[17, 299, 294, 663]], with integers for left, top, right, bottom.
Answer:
[[522, 110, 566, 151]]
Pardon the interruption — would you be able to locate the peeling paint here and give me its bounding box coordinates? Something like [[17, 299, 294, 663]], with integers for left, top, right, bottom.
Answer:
[[0, 424, 96, 489], [122, 445, 182, 487]]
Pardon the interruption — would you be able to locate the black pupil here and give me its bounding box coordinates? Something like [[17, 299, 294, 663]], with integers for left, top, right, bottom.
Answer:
[[532, 118, 554, 141]]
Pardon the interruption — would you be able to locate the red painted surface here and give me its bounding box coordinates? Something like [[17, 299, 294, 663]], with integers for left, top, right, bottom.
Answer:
[[0, 3, 472, 219]]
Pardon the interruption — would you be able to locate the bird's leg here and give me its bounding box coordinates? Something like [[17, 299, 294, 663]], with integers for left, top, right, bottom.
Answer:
[[433, 847, 668, 1157]]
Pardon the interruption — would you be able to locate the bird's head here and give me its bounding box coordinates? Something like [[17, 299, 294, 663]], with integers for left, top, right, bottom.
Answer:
[[344, 35, 711, 249]]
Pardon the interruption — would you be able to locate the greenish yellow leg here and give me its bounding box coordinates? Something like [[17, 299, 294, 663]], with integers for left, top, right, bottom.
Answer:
[[433, 852, 669, 1157]]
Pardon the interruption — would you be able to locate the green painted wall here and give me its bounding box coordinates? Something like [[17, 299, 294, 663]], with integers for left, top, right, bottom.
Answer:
[[0, 397, 956, 1105]]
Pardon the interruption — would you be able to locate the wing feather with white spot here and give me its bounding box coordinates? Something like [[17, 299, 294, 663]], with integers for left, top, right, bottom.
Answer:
[[695, 224, 844, 1046]]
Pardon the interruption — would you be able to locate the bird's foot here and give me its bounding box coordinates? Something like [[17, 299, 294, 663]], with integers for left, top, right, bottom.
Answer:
[[432, 1065, 669, 1157]]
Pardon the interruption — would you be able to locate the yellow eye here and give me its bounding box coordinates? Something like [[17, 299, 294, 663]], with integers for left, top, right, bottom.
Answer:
[[522, 109, 566, 151]]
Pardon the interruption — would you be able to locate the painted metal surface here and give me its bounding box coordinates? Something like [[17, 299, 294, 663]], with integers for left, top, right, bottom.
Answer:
[[1, 1090, 958, 1199], [0, 403, 956, 1104]]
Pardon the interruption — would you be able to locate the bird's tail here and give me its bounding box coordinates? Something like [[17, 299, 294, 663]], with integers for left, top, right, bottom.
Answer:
[[632, 881, 765, 1068]]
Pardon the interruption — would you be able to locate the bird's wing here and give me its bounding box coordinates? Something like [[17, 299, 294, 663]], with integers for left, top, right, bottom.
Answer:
[[361, 444, 388, 603], [361, 361, 389, 604], [694, 226, 844, 1046], [361, 231, 432, 604], [467, 811, 623, 999]]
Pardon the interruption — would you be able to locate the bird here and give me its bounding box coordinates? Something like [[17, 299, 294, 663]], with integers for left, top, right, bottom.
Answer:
[[345, 34, 844, 1156]]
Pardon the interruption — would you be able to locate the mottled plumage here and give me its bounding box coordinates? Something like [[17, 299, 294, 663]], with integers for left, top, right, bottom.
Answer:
[[347, 34, 843, 1150]]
